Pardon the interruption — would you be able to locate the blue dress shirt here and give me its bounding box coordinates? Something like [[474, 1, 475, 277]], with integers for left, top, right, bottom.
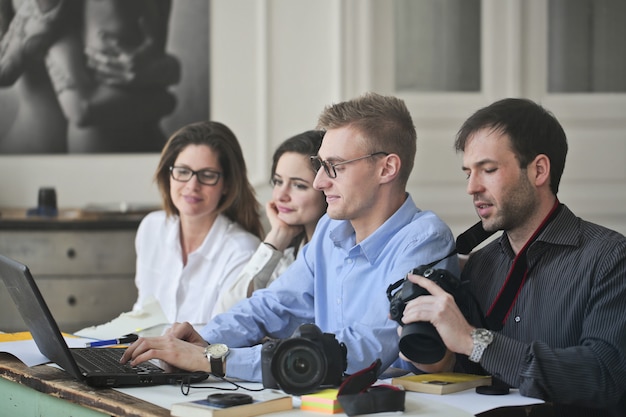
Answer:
[[200, 194, 459, 381]]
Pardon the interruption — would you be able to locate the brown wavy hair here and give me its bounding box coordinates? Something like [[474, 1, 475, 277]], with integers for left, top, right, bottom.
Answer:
[[155, 121, 263, 239]]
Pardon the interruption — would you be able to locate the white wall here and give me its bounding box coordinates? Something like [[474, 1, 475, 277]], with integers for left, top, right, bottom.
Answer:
[[1, 0, 625, 238]]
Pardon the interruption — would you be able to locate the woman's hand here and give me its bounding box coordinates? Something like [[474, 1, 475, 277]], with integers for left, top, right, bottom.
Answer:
[[263, 200, 303, 251]]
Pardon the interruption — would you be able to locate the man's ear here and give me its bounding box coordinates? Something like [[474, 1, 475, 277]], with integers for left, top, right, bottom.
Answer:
[[380, 154, 401, 184], [532, 154, 551, 187]]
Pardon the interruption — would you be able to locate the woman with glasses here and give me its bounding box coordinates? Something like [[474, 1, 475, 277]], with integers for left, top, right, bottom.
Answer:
[[131, 121, 263, 325], [214, 130, 327, 314]]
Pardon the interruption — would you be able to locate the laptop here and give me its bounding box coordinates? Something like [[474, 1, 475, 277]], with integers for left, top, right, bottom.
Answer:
[[0, 253, 208, 387]]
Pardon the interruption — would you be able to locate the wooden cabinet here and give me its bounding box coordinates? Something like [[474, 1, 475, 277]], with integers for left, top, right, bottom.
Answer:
[[0, 209, 145, 333]]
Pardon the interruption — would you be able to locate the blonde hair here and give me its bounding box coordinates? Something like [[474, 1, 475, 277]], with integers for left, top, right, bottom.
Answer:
[[317, 92, 416, 186]]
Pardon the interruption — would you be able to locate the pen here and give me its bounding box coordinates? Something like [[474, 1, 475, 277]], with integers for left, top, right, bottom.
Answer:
[[85, 333, 139, 348]]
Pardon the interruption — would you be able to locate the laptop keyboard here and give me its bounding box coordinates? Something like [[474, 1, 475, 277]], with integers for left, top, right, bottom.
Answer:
[[72, 348, 164, 374]]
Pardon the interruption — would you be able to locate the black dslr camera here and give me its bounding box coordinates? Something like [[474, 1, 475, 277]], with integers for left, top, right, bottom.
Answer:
[[387, 264, 465, 364], [261, 323, 347, 395]]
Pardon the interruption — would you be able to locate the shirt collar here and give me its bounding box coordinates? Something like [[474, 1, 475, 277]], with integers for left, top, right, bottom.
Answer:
[[329, 193, 420, 264], [164, 214, 229, 258], [165, 215, 182, 252], [536, 204, 579, 247], [498, 204, 579, 256]]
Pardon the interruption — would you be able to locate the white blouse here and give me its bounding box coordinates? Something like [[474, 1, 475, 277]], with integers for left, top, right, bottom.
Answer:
[[132, 211, 260, 324], [212, 243, 296, 315]]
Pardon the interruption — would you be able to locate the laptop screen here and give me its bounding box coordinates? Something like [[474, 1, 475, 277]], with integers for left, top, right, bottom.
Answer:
[[0, 253, 90, 381]]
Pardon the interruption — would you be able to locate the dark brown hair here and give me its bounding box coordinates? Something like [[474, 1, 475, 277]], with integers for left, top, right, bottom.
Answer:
[[155, 121, 263, 239], [455, 98, 568, 195]]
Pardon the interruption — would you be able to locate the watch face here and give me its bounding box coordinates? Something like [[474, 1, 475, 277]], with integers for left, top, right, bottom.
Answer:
[[208, 344, 229, 358], [474, 329, 493, 343]]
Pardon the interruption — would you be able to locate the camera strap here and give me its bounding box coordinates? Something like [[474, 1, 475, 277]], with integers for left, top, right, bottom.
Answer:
[[419, 219, 497, 271], [337, 359, 405, 416], [485, 200, 562, 330], [456, 221, 496, 255]]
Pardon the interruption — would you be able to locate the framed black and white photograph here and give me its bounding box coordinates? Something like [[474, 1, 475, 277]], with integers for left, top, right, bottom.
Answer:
[[0, 0, 209, 154]]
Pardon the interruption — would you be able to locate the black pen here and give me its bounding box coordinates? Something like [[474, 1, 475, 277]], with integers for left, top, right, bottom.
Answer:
[[85, 333, 139, 348]]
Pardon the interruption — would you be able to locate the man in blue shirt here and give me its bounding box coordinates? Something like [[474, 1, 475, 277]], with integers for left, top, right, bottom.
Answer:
[[121, 92, 459, 381]]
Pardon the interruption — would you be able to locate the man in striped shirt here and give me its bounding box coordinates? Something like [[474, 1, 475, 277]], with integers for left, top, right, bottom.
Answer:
[[400, 98, 626, 416]]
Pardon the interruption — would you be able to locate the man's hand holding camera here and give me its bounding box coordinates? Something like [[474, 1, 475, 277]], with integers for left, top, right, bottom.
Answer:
[[399, 272, 475, 371]]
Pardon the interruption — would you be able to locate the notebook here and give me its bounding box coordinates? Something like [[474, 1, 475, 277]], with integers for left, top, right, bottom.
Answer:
[[0, 253, 208, 387]]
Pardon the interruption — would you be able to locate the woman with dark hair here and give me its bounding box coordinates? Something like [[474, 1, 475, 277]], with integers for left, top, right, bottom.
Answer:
[[132, 121, 263, 324], [214, 130, 327, 314]]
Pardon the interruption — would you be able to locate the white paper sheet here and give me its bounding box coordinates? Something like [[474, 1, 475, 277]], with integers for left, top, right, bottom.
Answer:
[[0, 335, 95, 366], [409, 388, 544, 415], [74, 297, 169, 340]]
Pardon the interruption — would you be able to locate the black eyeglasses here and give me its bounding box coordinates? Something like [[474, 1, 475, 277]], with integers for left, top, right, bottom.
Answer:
[[309, 152, 389, 179], [170, 166, 222, 186]]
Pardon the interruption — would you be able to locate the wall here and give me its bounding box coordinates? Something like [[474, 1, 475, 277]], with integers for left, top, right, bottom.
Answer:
[[1, 0, 624, 239]]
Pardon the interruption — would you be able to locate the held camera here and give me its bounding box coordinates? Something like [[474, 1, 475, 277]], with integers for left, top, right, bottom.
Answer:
[[387, 264, 465, 365], [261, 323, 347, 395]]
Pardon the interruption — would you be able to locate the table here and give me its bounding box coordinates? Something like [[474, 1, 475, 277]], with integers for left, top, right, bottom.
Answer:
[[1, 351, 553, 417], [0, 353, 168, 417], [0, 352, 474, 417]]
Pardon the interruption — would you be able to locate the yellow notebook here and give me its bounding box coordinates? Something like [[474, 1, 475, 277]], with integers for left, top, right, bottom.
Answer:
[[391, 372, 491, 395], [0, 332, 34, 342], [0, 331, 76, 342]]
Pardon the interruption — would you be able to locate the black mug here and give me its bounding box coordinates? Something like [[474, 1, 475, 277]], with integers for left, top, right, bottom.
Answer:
[[38, 187, 57, 211], [27, 187, 58, 216]]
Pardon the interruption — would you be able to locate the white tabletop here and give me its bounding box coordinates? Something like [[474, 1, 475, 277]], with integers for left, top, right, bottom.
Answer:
[[115, 378, 543, 416]]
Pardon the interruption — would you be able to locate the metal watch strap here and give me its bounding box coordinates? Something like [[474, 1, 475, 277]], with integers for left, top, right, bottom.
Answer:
[[469, 343, 487, 363], [469, 328, 493, 363]]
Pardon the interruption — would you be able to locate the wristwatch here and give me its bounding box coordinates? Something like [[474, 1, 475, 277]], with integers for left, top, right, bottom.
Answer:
[[469, 328, 494, 363], [204, 343, 229, 377]]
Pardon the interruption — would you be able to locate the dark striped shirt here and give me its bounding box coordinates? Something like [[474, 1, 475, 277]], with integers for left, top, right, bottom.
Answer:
[[461, 205, 626, 414]]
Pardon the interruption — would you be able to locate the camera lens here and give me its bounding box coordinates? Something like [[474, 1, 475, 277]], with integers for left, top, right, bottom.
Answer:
[[272, 339, 326, 395], [292, 356, 311, 374], [399, 322, 447, 364]]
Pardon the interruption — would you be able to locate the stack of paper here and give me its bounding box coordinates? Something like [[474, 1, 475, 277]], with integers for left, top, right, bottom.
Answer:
[[300, 389, 343, 414], [74, 297, 168, 340]]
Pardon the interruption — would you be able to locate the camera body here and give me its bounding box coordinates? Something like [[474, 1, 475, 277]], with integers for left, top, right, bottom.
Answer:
[[388, 265, 462, 324], [261, 323, 347, 395], [387, 264, 463, 364]]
